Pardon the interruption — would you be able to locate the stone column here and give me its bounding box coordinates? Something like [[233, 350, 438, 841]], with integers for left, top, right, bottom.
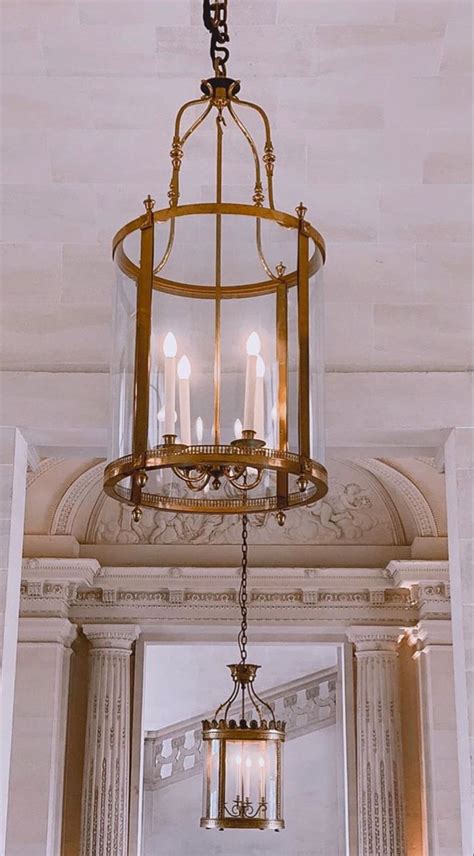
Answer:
[[6, 616, 77, 856], [348, 626, 406, 856], [0, 427, 27, 854], [408, 620, 462, 856], [80, 624, 139, 856], [444, 427, 473, 855]]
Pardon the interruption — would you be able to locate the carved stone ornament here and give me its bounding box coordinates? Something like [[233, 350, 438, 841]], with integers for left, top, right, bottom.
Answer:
[[24, 456, 446, 548]]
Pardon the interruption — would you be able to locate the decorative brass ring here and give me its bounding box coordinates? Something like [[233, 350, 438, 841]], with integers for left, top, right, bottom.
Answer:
[[103, 446, 328, 515], [200, 818, 285, 831], [201, 726, 286, 741], [112, 202, 325, 299]]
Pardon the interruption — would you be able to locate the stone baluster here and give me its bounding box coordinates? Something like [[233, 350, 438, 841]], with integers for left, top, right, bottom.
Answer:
[[80, 624, 139, 856], [348, 626, 406, 856]]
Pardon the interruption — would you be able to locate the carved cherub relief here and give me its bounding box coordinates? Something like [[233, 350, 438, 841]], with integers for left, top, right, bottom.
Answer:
[[310, 483, 375, 539]]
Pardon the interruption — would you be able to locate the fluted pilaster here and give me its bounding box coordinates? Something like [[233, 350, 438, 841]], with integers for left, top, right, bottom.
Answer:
[[348, 626, 406, 856], [80, 624, 139, 856]]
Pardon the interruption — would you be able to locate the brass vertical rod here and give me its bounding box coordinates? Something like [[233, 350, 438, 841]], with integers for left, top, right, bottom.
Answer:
[[276, 282, 288, 504], [218, 739, 226, 820], [276, 740, 282, 819], [131, 199, 155, 504], [297, 221, 310, 459], [213, 114, 224, 445]]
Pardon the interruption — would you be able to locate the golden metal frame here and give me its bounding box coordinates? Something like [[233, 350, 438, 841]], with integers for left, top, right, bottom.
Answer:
[[200, 663, 285, 831], [104, 77, 328, 518]]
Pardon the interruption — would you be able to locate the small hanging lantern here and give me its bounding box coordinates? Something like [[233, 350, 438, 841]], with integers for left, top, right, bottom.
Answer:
[[200, 516, 285, 831]]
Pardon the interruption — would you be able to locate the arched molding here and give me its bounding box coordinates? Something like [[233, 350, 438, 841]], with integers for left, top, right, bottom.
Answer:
[[85, 487, 109, 543], [354, 458, 438, 538], [37, 457, 438, 546], [348, 463, 406, 545], [50, 462, 104, 536], [26, 456, 66, 489]]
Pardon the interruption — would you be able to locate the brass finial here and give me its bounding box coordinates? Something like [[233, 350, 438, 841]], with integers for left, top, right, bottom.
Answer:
[[143, 194, 155, 212], [132, 506, 142, 523], [275, 262, 286, 279], [296, 202, 307, 221]]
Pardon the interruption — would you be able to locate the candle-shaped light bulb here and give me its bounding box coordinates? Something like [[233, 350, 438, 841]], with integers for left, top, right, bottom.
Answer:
[[255, 354, 265, 440], [235, 753, 242, 799], [258, 755, 265, 802], [177, 355, 191, 445], [244, 756, 252, 798], [247, 331, 261, 357], [177, 354, 191, 380], [195, 416, 203, 444], [243, 331, 261, 431], [234, 418, 242, 440], [163, 332, 177, 435], [163, 332, 177, 358]]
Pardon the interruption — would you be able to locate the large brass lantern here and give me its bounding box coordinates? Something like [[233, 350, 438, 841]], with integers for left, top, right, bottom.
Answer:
[[103, 0, 328, 521]]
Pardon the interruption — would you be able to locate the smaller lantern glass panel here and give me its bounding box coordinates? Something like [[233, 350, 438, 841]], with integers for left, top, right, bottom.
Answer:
[[202, 739, 220, 821]]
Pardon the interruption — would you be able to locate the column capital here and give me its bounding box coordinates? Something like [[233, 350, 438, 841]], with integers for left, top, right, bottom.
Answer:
[[347, 624, 405, 653], [406, 618, 452, 652], [82, 623, 140, 651], [18, 616, 77, 647]]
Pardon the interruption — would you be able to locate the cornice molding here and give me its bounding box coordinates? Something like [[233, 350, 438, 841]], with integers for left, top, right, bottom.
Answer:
[[386, 559, 449, 584], [22, 557, 100, 581], [406, 619, 453, 650], [18, 558, 451, 625]]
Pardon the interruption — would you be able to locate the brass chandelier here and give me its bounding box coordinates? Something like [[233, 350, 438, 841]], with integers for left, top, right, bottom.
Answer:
[[105, 0, 329, 833], [104, 0, 328, 521]]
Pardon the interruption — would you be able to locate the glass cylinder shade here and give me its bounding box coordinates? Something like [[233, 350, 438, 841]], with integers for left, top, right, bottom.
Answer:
[[104, 80, 328, 517], [200, 724, 284, 831]]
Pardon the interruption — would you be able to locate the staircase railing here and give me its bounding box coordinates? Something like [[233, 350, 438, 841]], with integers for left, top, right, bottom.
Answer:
[[143, 667, 337, 790]]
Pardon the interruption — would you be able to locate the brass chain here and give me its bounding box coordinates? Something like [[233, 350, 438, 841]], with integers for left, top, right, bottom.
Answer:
[[238, 513, 248, 663], [202, 0, 230, 76]]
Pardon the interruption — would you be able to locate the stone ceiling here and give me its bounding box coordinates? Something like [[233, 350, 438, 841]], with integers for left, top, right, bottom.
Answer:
[[1, 0, 472, 459]]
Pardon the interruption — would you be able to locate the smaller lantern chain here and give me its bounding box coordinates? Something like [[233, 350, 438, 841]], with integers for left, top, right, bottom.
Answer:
[[238, 513, 249, 664], [203, 0, 230, 77]]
